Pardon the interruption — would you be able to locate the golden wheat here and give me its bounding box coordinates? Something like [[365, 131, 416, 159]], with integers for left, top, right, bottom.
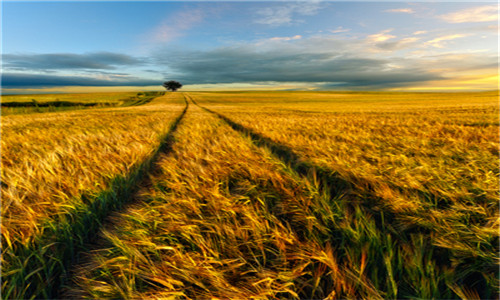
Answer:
[[65, 92, 500, 299], [189, 91, 499, 298], [1, 91, 138, 104], [191, 91, 499, 233], [1, 94, 185, 245], [2, 91, 498, 299]]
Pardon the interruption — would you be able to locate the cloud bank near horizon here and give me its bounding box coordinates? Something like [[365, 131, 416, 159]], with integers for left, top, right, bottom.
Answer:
[[2, 2, 498, 92], [153, 40, 443, 88], [3, 34, 496, 91]]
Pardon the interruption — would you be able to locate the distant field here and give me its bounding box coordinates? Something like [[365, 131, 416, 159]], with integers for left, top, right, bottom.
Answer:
[[1, 91, 165, 115], [1, 92, 138, 103], [1, 91, 498, 299]]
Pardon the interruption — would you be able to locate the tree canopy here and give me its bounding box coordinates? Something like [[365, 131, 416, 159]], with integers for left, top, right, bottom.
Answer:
[[162, 81, 183, 92]]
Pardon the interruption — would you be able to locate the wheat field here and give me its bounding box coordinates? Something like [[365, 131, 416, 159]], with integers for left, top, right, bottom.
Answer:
[[1, 92, 165, 115], [1, 93, 186, 298], [1, 91, 498, 299]]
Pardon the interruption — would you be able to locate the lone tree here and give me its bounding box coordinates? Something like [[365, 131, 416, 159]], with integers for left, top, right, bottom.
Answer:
[[163, 80, 183, 92]]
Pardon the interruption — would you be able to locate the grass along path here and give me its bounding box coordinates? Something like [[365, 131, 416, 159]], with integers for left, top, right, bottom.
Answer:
[[1, 95, 188, 299], [188, 93, 498, 299]]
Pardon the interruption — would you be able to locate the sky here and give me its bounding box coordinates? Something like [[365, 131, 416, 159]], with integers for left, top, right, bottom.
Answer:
[[1, 1, 498, 93]]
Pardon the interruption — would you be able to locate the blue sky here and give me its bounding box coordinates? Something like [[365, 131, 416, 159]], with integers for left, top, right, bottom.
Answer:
[[2, 1, 498, 92]]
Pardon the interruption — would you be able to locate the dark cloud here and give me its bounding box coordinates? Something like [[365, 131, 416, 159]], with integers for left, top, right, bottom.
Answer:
[[3, 52, 145, 71], [1, 73, 160, 88], [3, 36, 494, 90], [155, 44, 442, 88]]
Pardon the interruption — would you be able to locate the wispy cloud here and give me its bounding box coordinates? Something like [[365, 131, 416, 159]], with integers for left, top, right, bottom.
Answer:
[[255, 2, 322, 26], [149, 9, 203, 44], [421, 53, 498, 72], [440, 5, 498, 23], [385, 8, 415, 14], [478, 24, 499, 32], [375, 37, 420, 51], [269, 35, 302, 42], [424, 34, 467, 48], [367, 29, 396, 43], [413, 30, 428, 35], [330, 26, 350, 34]]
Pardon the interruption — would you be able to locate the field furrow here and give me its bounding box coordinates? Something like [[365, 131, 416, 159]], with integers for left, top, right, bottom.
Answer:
[[1, 93, 188, 299], [59, 94, 494, 299], [189, 92, 499, 298], [65, 104, 337, 298], [2, 91, 498, 299]]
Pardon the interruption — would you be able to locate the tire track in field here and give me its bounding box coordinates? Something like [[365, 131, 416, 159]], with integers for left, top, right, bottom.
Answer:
[[5, 96, 189, 300], [186, 93, 425, 238], [65, 101, 324, 299], [186, 94, 495, 298], [187, 94, 354, 204], [121, 92, 166, 107], [187, 93, 431, 231]]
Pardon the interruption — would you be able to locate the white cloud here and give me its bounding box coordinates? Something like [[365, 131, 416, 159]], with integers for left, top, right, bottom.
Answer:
[[424, 34, 468, 48], [270, 35, 303, 42], [370, 37, 420, 52], [330, 26, 350, 34], [440, 5, 498, 23], [413, 30, 428, 35], [367, 29, 396, 43], [401, 37, 419, 43], [149, 10, 203, 44], [483, 24, 499, 32], [255, 2, 322, 26], [385, 8, 415, 14]]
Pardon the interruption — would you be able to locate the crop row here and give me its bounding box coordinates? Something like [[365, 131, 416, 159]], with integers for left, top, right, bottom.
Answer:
[[1, 93, 186, 299], [65, 92, 498, 298], [190, 92, 499, 298], [2, 91, 498, 299]]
